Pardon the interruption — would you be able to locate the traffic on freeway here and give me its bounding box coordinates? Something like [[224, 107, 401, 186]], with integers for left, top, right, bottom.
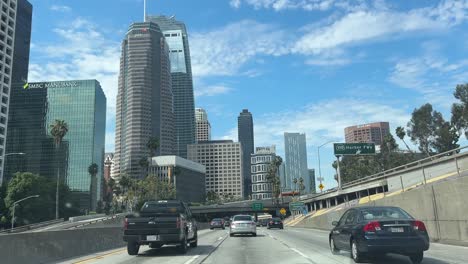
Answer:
[[60, 226, 468, 264]]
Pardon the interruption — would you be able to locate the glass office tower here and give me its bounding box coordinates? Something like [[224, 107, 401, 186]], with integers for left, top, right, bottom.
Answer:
[[5, 80, 106, 211], [147, 16, 196, 159]]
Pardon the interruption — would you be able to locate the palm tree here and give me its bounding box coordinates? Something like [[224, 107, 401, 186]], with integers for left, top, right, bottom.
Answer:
[[396, 126, 412, 153], [293, 178, 298, 198], [147, 137, 160, 157], [88, 163, 98, 211], [50, 119, 69, 219], [298, 177, 305, 195]]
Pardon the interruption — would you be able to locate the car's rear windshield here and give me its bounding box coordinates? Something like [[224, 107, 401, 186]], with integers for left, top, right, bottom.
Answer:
[[212, 218, 223, 221], [141, 202, 183, 213], [233, 216, 252, 221], [272, 218, 281, 221], [360, 207, 412, 220]]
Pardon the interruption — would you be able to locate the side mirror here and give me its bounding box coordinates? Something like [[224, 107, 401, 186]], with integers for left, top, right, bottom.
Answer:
[[332, 221, 338, 226]]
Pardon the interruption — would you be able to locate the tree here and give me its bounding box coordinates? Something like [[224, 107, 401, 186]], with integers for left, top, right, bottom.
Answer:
[[206, 191, 219, 204], [50, 119, 69, 219], [88, 163, 98, 211], [147, 137, 160, 157], [298, 177, 305, 195], [139, 157, 149, 168], [451, 84, 468, 138], [266, 156, 282, 201], [396, 126, 412, 152], [431, 111, 459, 153], [407, 104, 434, 157], [5, 172, 78, 226]]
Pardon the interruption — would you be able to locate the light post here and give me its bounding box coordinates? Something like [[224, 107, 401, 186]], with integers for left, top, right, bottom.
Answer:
[[11, 195, 39, 231], [317, 141, 333, 193]]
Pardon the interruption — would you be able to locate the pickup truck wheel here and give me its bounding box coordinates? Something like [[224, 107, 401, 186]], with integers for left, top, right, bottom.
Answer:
[[127, 242, 139, 256], [178, 235, 188, 254]]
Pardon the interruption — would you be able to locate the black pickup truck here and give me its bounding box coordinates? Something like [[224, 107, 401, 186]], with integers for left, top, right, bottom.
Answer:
[[123, 200, 198, 255]]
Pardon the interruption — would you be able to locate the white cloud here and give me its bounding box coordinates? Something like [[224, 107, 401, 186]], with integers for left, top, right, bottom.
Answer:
[[230, 0, 241, 8], [50, 5, 71, 12], [293, 0, 468, 55], [190, 20, 291, 77], [195, 84, 234, 97], [237, 0, 346, 11], [29, 17, 120, 152]]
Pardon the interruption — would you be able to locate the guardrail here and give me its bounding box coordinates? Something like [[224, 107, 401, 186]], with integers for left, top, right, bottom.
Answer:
[[299, 146, 468, 201], [0, 218, 65, 234]]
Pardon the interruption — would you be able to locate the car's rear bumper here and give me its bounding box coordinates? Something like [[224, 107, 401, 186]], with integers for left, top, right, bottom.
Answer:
[[359, 235, 430, 254], [268, 224, 283, 228], [123, 233, 183, 245], [210, 225, 225, 229], [230, 227, 256, 234]]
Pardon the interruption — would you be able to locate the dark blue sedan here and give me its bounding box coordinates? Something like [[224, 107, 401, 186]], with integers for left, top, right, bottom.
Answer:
[[329, 206, 429, 263]]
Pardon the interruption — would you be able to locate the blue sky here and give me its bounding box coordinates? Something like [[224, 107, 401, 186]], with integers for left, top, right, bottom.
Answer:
[[27, 0, 468, 190]]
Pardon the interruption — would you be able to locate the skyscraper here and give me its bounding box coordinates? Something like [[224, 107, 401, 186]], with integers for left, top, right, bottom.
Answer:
[[345, 122, 390, 146], [284, 133, 310, 193], [147, 16, 196, 159], [0, 0, 32, 184], [113, 22, 175, 180], [238, 109, 254, 199], [308, 169, 316, 194], [195, 108, 211, 142], [5, 80, 106, 210], [188, 140, 243, 198], [251, 146, 276, 200]]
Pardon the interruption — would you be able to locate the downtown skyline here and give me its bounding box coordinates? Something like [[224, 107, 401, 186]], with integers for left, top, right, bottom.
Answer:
[[25, 0, 468, 190]]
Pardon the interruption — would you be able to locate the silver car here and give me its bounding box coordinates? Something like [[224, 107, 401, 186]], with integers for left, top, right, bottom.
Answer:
[[230, 215, 257, 237]]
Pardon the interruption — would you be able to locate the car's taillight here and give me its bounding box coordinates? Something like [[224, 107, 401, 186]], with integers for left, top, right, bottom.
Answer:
[[124, 218, 128, 230], [210, 221, 214, 225], [269, 221, 273, 225], [251, 222, 256, 226], [413, 221, 426, 231], [176, 217, 181, 228], [363, 221, 381, 232]]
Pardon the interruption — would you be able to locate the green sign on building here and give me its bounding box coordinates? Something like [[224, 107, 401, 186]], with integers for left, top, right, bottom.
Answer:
[[334, 143, 376, 155], [252, 202, 264, 211]]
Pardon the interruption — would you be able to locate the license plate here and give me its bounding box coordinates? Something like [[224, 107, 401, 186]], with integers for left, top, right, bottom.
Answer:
[[390, 227, 404, 233], [146, 235, 160, 241]]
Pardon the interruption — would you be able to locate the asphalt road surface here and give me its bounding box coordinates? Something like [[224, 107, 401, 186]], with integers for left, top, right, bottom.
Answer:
[[59, 227, 468, 264]]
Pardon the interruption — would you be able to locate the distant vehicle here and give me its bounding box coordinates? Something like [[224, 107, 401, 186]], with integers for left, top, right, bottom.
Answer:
[[267, 217, 284, 229], [329, 206, 429, 264], [255, 220, 261, 227], [123, 200, 198, 256], [224, 217, 231, 227], [260, 218, 270, 226], [210, 218, 225, 230], [230, 215, 257, 237]]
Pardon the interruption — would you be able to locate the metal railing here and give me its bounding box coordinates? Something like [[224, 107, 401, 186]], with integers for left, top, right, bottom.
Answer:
[[0, 218, 64, 234], [300, 146, 468, 201]]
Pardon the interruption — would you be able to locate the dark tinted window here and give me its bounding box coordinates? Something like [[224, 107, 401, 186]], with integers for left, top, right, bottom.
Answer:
[[360, 207, 412, 221], [338, 210, 351, 226], [272, 218, 281, 221], [345, 210, 357, 225], [141, 201, 183, 213], [233, 215, 253, 221], [212, 218, 223, 222]]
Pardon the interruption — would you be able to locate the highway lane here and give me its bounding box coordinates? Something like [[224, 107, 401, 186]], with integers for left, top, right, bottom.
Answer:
[[59, 227, 468, 264]]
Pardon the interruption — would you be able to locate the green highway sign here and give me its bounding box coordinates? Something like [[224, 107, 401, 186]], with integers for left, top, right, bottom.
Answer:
[[251, 202, 264, 211], [334, 143, 376, 156], [289, 201, 305, 211]]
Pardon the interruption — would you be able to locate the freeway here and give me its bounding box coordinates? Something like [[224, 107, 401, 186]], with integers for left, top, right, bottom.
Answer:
[[59, 227, 468, 264]]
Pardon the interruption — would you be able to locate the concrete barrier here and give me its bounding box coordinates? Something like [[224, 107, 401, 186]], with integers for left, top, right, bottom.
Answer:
[[296, 175, 468, 246], [69, 214, 106, 223], [0, 221, 212, 264]]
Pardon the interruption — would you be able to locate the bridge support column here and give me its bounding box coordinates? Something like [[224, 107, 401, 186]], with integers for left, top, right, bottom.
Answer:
[[319, 201, 323, 209], [335, 197, 338, 206], [326, 199, 330, 208]]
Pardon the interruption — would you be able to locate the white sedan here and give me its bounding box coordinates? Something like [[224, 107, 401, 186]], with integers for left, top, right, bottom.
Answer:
[[229, 215, 257, 237]]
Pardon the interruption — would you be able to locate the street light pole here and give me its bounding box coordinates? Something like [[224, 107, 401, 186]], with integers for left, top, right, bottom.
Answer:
[[317, 141, 333, 193], [11, 195, 39, 231]]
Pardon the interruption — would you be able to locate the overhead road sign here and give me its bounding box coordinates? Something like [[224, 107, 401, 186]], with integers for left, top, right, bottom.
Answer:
[[334, 143, 376, 155]]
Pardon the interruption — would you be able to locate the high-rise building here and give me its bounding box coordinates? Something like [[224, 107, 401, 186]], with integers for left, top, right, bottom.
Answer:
[[4, 80, 106, 211], [251, 145, 276, 200], [147, 16, 196, 159], [0, 0, 32, 184], [284, 133, 310, 193], [279, 163, 286, 189], [344, 122, 390, 146], [187, 140, 243, 198], [308, 169, 316, 194], [113, 22, 176, 180], [103, 153, 114, 197], [148, 156, 206, 203], [195, 108, 211, 142], [238, 109, 254, 199]]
